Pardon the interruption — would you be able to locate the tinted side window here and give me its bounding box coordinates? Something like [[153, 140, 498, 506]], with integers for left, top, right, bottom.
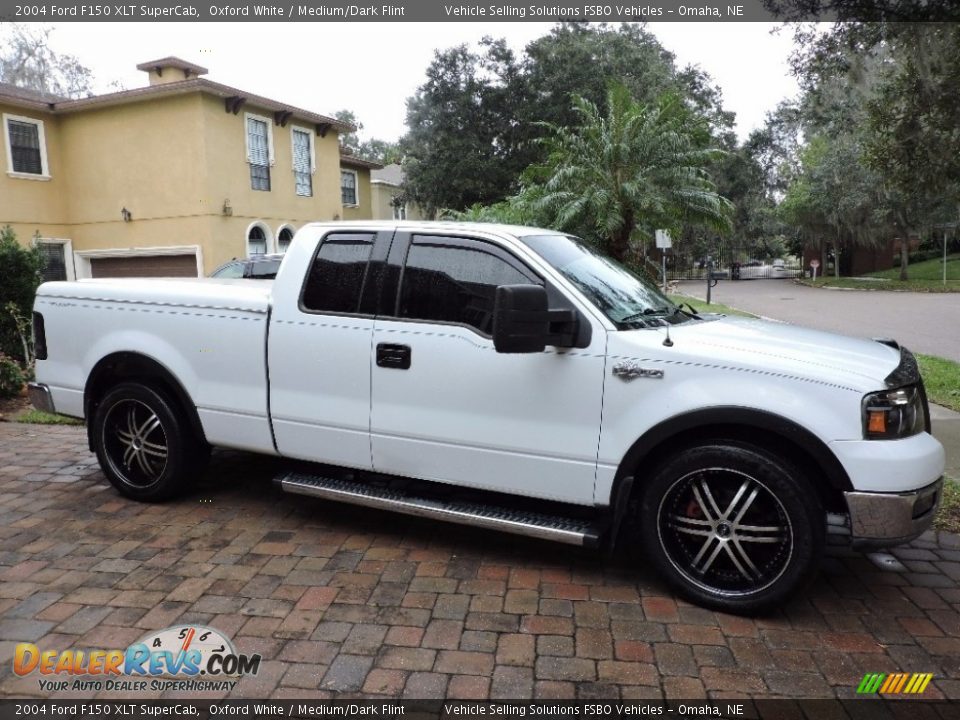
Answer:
[[301, 233, 375, 313], [212, 261, 245, 279], [399, 238, 538, 335], [250, 259, 280, 279]]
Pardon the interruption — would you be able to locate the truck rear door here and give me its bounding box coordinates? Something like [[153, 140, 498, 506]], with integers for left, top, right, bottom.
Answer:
[[268, 229, 389, 469]]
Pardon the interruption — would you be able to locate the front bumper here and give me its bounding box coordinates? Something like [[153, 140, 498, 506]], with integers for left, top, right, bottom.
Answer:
[[27, 382, 56, 414], [842, 477, 943, 549]]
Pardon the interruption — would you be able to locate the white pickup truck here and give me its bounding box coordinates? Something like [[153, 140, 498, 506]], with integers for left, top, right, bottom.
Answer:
[[30, 222, 945, 613]]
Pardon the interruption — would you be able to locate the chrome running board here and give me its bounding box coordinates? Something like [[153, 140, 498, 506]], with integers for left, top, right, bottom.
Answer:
[[275, 472, 601, 547]]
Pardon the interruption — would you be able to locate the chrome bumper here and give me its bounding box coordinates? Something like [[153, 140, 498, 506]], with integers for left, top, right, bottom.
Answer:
[[27, 382, 55, 414], [842, 477, 943, 549]]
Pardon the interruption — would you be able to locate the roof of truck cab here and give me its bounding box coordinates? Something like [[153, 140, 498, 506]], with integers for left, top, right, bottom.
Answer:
[[302, 220, 562, 238]]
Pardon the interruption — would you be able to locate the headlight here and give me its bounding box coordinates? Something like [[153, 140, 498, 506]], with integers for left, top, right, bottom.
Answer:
[[862, 385, 926, 439]]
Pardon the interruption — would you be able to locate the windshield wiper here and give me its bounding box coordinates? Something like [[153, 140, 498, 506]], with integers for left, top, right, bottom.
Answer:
[[619, 306, 672, 325], [680, 303, 702, 319]]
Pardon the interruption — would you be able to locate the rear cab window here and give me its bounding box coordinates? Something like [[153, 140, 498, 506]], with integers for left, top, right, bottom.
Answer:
[[300, 232, 376, 315]]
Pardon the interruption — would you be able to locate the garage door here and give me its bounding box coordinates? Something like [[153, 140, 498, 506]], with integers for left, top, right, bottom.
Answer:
[[90, 254, 198, 278]]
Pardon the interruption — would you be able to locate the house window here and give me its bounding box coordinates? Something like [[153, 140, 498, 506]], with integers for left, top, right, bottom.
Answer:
[[392, 202, 407, 221], [3, 114, 49, 178], [278, 227, 294, 253], [246, 115, 272, 191], [247, 225, 268, 256], [38, 242, 67, 282], [341, 170, 358, 206], [291, 128, 313, 197]]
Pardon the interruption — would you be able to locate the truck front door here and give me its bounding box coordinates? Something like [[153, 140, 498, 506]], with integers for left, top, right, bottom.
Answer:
[[370, 232, 606, 505]]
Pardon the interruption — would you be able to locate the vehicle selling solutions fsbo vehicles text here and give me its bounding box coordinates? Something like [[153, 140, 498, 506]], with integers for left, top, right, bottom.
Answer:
[[443, 5, 744, 17]]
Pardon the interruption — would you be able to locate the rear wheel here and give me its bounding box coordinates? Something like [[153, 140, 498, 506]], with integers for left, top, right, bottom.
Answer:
[[637, 442, 823, 614], [92, 382, 202, 502]]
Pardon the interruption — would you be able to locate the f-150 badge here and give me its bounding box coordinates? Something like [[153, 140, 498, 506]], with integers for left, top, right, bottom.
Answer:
[[612, 360, 664, 380]]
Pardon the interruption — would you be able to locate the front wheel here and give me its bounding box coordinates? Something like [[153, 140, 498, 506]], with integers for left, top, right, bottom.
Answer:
[[637, 442, 824, 614], [92, 382, 200, 502]]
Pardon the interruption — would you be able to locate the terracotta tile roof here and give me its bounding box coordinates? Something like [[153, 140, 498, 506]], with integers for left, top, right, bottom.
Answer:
[[0, 72, 352, 134], [340, 152, 384, 170], [371, 163, 404, 186], [135, 57, 209, 76], [0, 82, 64, 111]]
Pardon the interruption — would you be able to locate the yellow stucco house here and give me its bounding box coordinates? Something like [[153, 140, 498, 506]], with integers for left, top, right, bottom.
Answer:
[[1, 57, 381, 279]]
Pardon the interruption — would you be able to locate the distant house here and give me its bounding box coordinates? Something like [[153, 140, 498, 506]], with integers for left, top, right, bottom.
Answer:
[[0, 57, 379, 279], [339, 153, 384, 221], [370, 164, 425, 221], [803, 237, 919, 277]]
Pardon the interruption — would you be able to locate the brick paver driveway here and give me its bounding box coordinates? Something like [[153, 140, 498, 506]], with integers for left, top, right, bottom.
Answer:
[[2, 422, 959, 700]]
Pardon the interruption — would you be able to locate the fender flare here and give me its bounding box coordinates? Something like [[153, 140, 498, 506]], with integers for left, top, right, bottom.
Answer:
[[83, 351, 206, 451], [609, 406, 853, 508]]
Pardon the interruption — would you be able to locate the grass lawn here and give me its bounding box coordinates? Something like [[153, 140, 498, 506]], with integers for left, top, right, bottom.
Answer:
[[917, 354, 960, 413], [799, 253, 960, 292], [14, 409, 83, 426], [936, 476, 960, 534], [669, 295, 757, 318]]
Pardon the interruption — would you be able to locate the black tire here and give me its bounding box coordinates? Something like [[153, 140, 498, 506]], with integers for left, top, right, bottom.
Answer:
[[92, 382, 202, 502], [636, 442, 823, 614]]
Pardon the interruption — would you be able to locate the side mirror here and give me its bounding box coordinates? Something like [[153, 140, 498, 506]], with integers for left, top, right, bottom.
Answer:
[[493, 284, 549, 353]]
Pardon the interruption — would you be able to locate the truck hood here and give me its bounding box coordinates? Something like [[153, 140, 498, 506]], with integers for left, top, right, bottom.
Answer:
[[609, 315, 903, 393]]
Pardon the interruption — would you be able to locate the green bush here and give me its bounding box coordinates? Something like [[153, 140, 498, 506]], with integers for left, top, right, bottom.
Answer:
[[0, 226, 43, 363], [0, 353, 25, 399]]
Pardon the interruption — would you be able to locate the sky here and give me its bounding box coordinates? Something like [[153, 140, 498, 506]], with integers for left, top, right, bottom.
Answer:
[[38, 22, 800, 144]]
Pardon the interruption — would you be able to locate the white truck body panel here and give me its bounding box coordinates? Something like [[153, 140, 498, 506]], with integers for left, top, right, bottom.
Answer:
[[370, 317, 606, 504], [597, 318, 942, 497], [32, 221, 945, 507], [34, 278, 277, 454]]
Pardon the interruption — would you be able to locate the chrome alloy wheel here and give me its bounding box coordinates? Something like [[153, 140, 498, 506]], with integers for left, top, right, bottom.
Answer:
[[656, 468, 794, 597], [102, 399, 169, 487]]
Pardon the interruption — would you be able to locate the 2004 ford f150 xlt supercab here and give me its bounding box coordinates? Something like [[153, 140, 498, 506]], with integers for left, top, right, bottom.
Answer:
[[29, 222, 946, 613]]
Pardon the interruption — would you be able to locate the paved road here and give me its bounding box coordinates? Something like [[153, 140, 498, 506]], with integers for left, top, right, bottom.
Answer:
[[678, 279, 960, 363], [1, 423, 959, 701]]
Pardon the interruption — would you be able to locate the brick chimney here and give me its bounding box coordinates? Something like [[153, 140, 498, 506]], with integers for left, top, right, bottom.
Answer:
[[136, 57, 209, 86]]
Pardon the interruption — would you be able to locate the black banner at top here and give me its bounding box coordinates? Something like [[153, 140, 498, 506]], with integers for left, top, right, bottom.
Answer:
[[1, 699, 959, 720], [1, 0, 960, 22]]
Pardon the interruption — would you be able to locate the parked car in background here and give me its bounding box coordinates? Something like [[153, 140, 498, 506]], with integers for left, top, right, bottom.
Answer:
[[210, 254, 283, 279], [738, 262, 786, 279]]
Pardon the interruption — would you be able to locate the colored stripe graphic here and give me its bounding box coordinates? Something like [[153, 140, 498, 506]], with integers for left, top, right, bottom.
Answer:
[[857, 673, 886, 693], [858, 672, 933, 694]]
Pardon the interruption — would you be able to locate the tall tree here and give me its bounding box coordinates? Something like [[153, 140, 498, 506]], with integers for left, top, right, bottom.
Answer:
[[518, 23, 678, 134], [531, 85, 732, 263], [402, 41, 527, 216], [401, 23, 734, 216], [0, 24, 92, 98], [333, 109, 401, 164], [778, 13, 960, 278]]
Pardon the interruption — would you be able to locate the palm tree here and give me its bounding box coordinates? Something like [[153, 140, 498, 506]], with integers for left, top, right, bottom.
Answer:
[[534, 84, 733, 262]]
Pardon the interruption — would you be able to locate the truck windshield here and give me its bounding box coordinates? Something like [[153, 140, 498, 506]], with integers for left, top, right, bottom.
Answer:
[[522, 234, 690, 329]]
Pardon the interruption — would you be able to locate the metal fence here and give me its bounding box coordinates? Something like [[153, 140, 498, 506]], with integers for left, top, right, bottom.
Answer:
[[654, 246, 804, 281]]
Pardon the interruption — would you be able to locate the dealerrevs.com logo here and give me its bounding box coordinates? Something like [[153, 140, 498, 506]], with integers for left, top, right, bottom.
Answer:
[[14, 625, 261, 693]]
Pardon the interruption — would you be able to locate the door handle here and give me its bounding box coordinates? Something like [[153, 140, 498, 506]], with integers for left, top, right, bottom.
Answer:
[[376, 343, 411, 370]]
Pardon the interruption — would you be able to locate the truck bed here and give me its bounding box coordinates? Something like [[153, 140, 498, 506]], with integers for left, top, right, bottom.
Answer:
[[35, 278, 277, 454]]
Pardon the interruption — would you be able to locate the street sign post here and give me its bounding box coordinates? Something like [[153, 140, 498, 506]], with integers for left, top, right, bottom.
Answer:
[[810, 258, 820, 280], [656, 230, 671, 291]]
